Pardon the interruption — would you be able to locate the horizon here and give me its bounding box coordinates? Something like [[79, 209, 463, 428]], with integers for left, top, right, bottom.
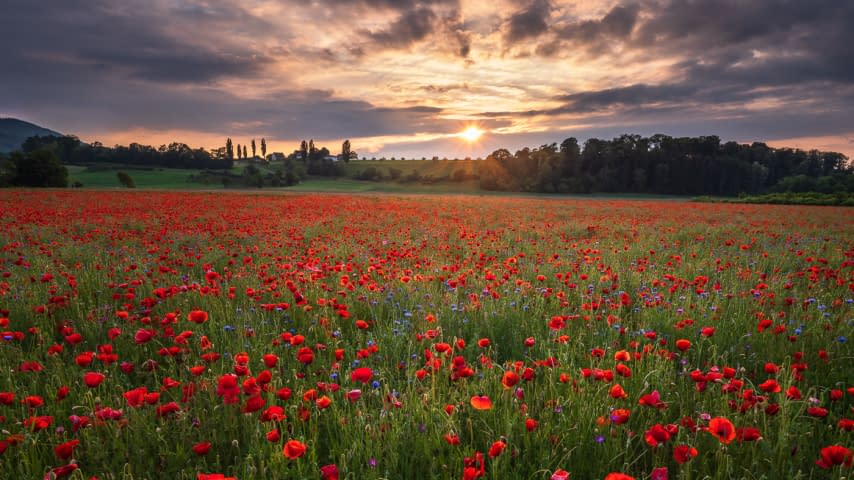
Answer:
[[2, 1, 853, 160]]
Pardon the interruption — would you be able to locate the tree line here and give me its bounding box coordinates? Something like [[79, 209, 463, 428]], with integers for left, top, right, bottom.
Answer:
[[479, 134, 852, 195], [17, 135, 235, 170]]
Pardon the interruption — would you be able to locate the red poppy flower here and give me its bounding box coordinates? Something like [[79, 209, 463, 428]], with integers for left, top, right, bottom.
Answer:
[[266, 428, 281, 442], [638, 390, 666, 409], [188, 310, 209, 324], [816, 445, 852, 469], [192, 442, 211, 456], [758, 379, 781, 393], [675, 339, 691, 351], [44, 463, 78, 479], [320, 464, 339, 480], [316, 395, 332, 409], [672, 444, 697, 464], [604, 474, 635, 480], [501, 371, 519, 389], [707, 417, 736, 444], [551, 469, 570, 480], [488, 440, 506, 458], [242, 395, 265, 414], [525, 418, 538, 432], [609, 384, 628, 399], [351, 367, 373, 384], [610, 409, 631, 425], [736, 427, 762, 442], [470, 395, 492, 410], [262, 354, 278, 368], [283, 439, 307, 460], [260, 405, 285, 422], [644, 424, 672, 448], [54, 439, 79, 460], [296, 347, 314, 364]]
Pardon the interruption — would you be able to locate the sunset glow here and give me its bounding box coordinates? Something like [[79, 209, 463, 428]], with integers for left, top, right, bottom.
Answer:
[[459, 126, 484, 143], [0, 1, 851, 159]]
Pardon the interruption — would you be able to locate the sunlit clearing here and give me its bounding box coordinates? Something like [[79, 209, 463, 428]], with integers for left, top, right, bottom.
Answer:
[[459, 126, 483, 143]]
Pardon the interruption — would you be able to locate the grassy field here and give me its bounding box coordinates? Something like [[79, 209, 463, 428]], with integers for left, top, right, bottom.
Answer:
[[67, 165, 208, 189], [0, 190, 851, 480]]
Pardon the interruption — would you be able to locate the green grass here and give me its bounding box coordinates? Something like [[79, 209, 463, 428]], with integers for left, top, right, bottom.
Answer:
[[67, 165, 209, 189], [284, 177, 483, 194]]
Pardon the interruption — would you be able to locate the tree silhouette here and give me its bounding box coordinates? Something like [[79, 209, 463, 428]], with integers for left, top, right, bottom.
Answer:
[[300, 140, 308, 161], [261, 138, 267, 159], [226, 138, 234, 160], [341, 139, 351, 163], [237, 144, 242, 160], [117, 171, 135, 188], [251, 139, 256, 159], [243, 145, 247, 159]]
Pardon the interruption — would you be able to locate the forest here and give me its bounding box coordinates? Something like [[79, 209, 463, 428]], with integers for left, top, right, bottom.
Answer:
[[479, 134, 852, 195]]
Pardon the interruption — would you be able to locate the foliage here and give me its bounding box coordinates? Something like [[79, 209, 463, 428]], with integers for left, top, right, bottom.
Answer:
[[21, 135, 233, 170], [0, 149, 68, 187], [479, 134, 852, 195], [116, 170, 136, 188], [695, 191, 854, 206]]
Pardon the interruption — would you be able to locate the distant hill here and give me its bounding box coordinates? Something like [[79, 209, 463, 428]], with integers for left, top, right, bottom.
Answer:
[[0, 118, 62, 153]]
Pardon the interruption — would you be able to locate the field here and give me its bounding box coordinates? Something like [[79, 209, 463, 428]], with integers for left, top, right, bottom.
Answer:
[[66, 166, 209, 190], [0, 191, 851, 480]]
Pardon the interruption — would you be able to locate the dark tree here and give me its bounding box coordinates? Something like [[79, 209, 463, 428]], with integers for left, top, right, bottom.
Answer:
[[226, 138, 234, 160], [341, 139, 351, 163], [243, 145, 248, 159], [237, 144, 242, 160], [261, 138, 267, 159], [117, 171, 136, 188], [300, 140, 308, 161], [251, 139, 256, 159], [5, 150, 68, 187]]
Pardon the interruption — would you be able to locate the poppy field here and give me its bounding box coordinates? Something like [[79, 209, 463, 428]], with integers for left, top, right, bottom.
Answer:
[[0, 190, 852, 480]]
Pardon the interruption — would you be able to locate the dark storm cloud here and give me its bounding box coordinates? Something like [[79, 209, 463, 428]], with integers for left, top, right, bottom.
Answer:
[[0, 0, 462, 141], [491, 0, 854, 147], [351, 0, 470, 58], [504, 0, 552, 45], [0, 0, 273, 85], [550, 3, 639, 49], [362, 7, 438, 48]]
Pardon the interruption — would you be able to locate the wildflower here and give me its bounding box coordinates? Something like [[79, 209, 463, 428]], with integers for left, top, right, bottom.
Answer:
[[54, 439, 79, 460], [320, 464, 340, 480], [192, 442, 211, 456], [283, 439, 307, 460], [188, 310, 209, 324], [351, 367, 373, 384], [816, 445, 852, 469], [672, 445, 698, 464], [470, 395, 492, 410], [551, 469, 570, 480], [707, 417, 736, 444]]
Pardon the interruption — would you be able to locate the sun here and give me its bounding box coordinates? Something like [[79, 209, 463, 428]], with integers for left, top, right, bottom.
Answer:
[[459, 126, 483, 143]]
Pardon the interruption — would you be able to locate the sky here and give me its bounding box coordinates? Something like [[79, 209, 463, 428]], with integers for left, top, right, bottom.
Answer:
[[1, 0, 853, 159]]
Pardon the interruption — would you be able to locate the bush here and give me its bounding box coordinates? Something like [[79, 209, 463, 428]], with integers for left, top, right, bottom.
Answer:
[[1, 149, 68, 187]]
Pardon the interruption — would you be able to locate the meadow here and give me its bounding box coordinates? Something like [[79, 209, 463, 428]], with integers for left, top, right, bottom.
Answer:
[[0, 190, 851, 480]]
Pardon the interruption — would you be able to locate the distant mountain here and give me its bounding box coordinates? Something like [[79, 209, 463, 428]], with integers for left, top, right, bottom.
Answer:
[[0, 118, 62, 153]]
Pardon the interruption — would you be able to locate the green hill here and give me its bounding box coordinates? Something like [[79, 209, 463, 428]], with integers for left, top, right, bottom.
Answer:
[[0, 118, 62, 153]]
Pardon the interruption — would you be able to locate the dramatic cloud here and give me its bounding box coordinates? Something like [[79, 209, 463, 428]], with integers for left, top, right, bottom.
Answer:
[[1, 0, 852, 158], [505, 0, 552, 45]]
